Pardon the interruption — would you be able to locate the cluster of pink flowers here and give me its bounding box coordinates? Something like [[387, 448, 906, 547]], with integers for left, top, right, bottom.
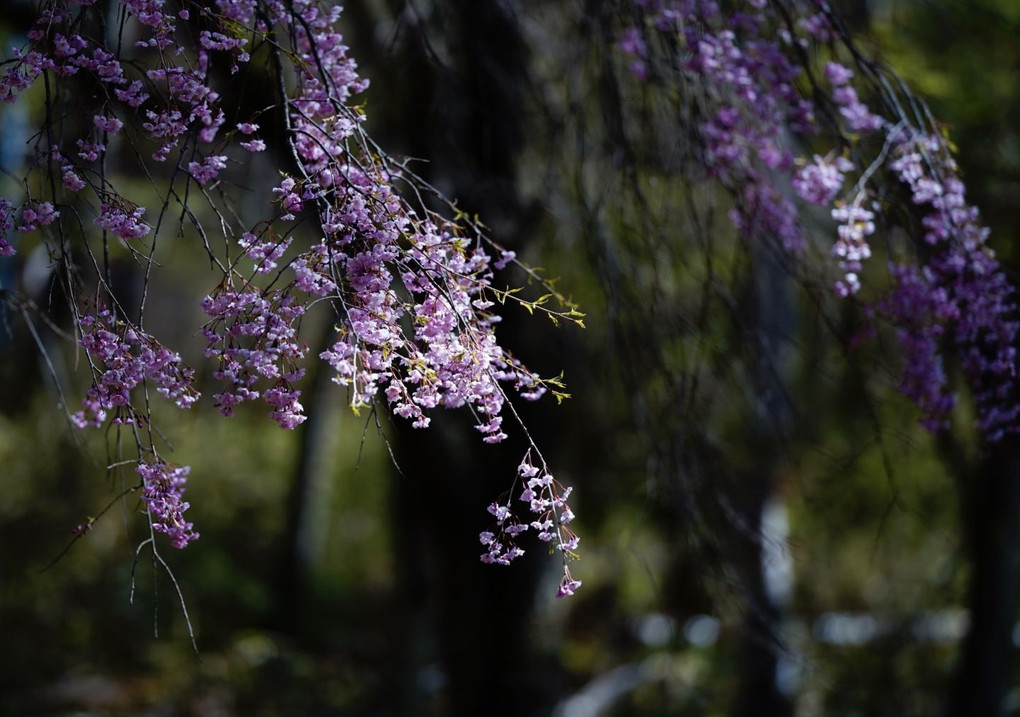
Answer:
[[623, 0, 1020, 443], [794, 154, 854, 207], [231, 0, 557, 452], [0, 0, 583, 589], [825, 61, 884, 133], [137, 461, 199, 549], [479, 452, 580, 593], [18, 201, 60, 232], [830, 200, 875, 297], [201, 288, 307, 429], [73, 308, 199, 429], [674, 0, 816, 252], [238, 230, 292, 275], [93, 114, 123, 134], [882, 131, 1019, 439], [618, 27, 648, 80], [0, 198, 14, 256], [95, 203, 150, 240]]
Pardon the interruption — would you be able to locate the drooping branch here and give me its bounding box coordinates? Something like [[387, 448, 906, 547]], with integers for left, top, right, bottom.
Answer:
[[0, 0, 582, 595]]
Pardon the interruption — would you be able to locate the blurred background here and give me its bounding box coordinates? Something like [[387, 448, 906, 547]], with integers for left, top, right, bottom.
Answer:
[[2, 0, 1020, 715]]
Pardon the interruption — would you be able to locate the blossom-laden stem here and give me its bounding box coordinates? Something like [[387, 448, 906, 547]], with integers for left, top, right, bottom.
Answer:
[[618, 0, 1018, 441], [1, 0, 581, 593]]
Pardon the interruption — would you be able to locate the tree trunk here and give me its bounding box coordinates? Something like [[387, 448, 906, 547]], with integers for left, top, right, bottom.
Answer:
[[272, 324, 342, 633], [375, 2, 556, 715], [949, 440, 1020, 717]]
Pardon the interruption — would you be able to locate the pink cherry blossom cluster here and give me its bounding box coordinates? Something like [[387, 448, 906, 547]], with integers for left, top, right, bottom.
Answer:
[[238, 229, 292, 275], [19, 201, 60, 232], [137, 461, 199, 549], [0, 0, 579, 584], [95, 202, 151, 240], [882, 131, 1019, 439], [830, 199, 875, 297], [479, 452, 579, 591], [674, 0, 816, 252], [73, 307, 199, 429], [0, 198, 14, 256], [201, 288, 307, 429], [234, 0, 580, 585], [879, 263, 957, 432], [212, 0, 560, 450], [623, 0, 1020, 442], [825, 61, 885, 133], [633, 1, 889, 287], [794, 154, 854, 207]]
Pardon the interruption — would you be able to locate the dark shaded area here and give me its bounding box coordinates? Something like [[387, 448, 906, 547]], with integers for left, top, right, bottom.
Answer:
[[950, 443, 1020, 717], [365, 4, 559, 715]]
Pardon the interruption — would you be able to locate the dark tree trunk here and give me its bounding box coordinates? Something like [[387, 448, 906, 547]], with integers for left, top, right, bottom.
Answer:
[[730, 248, 795, 717], [391, 421, 556, 717], [367, 2, 557, 715], [272, 324, 342, 633], [730, 473, 791, 717], [949, 441, 1020, 717]]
